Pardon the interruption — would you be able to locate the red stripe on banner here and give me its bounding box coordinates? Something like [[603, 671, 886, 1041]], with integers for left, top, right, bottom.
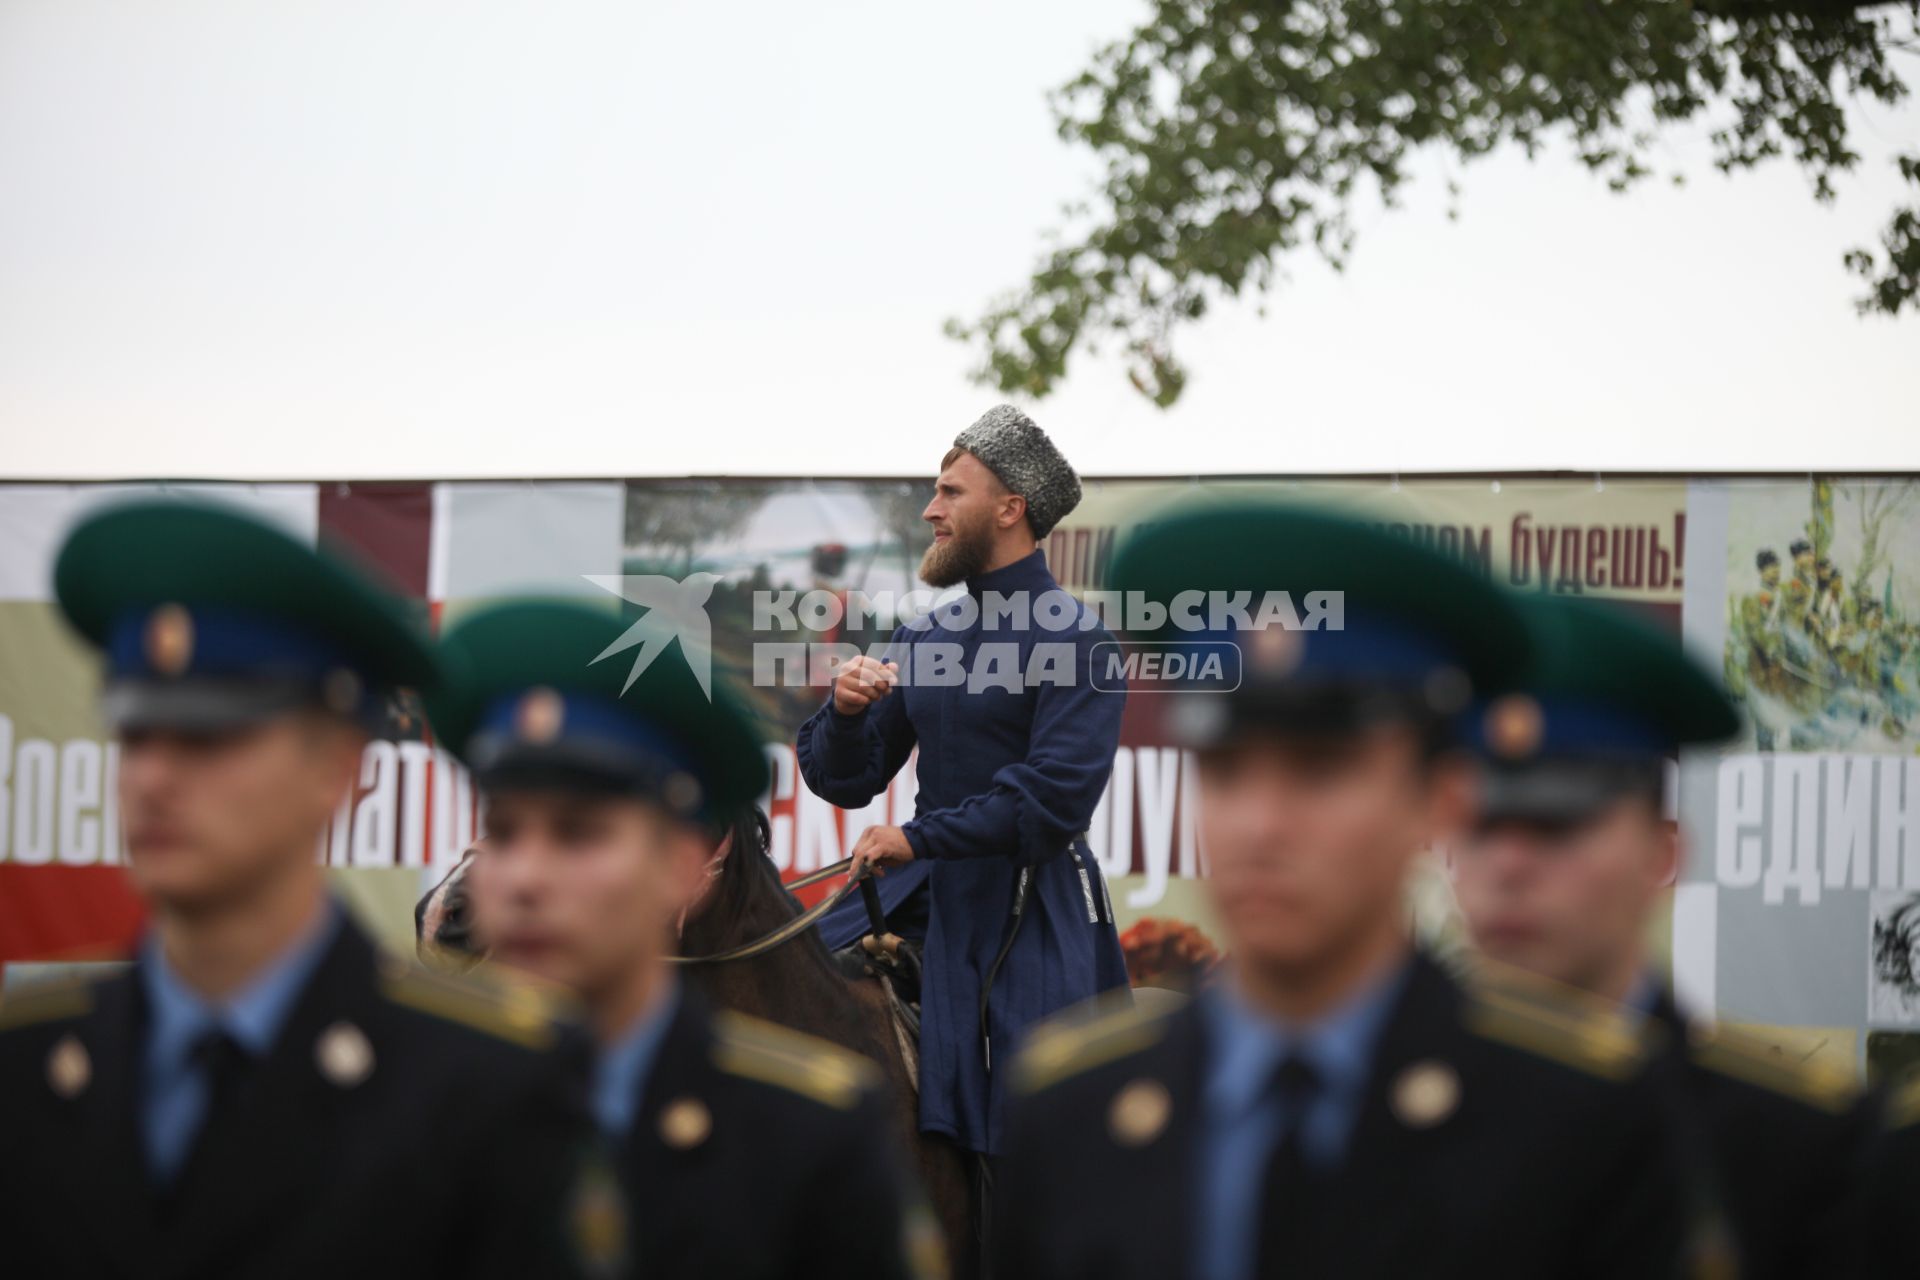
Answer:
[[0, 865, 147, 964], [1627, 599, 1682, 635], [319, 482, 433, 600]]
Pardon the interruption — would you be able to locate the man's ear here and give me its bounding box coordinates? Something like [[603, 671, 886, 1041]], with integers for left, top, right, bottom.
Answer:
[[1423, 755, 1477, 849], [306, 715, 369, 812], [1656, 818, 1683, 889], [996, 491, 1028, 532], [661, 819, 715, 905]]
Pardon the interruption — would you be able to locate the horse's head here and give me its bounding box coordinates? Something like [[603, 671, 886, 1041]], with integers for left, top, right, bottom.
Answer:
[[415, 846, 487, 972], [676, 825, 733, 933], [415, 809, 790, 966], [677, 807, 786, 951]]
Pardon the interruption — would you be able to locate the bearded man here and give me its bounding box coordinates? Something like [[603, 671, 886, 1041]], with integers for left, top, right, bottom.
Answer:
[[797, 405, 1129, 1210]]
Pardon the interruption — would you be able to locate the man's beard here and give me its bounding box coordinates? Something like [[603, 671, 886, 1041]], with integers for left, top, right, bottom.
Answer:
[[919, 518, 993, 588]]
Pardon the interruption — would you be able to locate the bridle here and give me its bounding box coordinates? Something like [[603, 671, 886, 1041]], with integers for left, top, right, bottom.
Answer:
[[667, 855, 867, 967], [422, 846, 875, 970]]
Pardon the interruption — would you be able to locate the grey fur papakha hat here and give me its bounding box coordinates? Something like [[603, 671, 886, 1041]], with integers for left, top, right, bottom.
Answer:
[[952, 404, 1083, 540]]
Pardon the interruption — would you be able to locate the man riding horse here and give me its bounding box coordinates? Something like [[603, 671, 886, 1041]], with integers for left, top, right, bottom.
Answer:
[[797, 406, 1131, 1226]]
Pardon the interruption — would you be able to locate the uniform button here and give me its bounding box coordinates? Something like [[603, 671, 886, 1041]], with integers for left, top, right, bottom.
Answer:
[[659, 1097, 712, 1149]]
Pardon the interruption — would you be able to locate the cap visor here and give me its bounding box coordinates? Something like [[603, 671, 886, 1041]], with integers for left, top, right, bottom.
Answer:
[[1475, 763, 1639, 828], [1167, 684, 1429, 750], [101, 679, 314, 733], [467, 732, 706, 815]]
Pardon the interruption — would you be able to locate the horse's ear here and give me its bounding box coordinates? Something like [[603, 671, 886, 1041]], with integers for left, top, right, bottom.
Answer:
[[721, 805, 771, 867], [415, 851, 472, 942], [417, 851, 486, 971], [720, 807, 773, 866]]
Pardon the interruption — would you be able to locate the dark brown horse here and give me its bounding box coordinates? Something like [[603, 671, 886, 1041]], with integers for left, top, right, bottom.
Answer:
[[678, 809, 974, 1276], [416, 812, 975, 1277]]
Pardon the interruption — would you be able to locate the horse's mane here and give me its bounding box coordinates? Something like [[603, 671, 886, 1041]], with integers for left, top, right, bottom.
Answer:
[[414, 806, 894, 1065], [678, 808, 891, 1065]]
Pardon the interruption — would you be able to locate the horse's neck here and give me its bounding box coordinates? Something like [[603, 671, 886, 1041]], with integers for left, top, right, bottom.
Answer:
[[680, 864, 882, 1062], [677, 860, 794, 972]]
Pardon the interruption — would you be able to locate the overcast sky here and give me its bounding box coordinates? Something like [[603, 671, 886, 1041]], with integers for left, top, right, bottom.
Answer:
[[0, 0, 1913, 480]]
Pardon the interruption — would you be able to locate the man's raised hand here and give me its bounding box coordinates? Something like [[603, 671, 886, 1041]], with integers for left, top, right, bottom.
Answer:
[[832, 656, 899, 716]]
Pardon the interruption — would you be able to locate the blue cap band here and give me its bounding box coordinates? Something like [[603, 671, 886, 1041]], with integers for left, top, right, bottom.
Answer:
[[1462, 694, 1672, 760], [108, 604, 362, 683], [104, 604, 383, 729], [473, 689, 707, 809], [1184, 608, 1465, 687]]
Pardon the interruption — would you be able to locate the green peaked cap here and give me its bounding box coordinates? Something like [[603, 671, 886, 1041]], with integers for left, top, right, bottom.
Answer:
[[1107, 497, 1529, 693], [428, 600, 769, 819], [1498, 592, 1741, 751], [54, 498, 436, 729]]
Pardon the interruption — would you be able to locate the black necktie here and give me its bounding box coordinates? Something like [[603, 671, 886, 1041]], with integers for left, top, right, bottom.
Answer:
[[173, 1027, 254, 1185], [193, 1026, 252, 1100], [1253, 1053, 1325, 1278]]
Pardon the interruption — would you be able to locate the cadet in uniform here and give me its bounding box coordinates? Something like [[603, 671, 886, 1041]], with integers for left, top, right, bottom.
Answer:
[[1868, 1074, 1920, 1273], [1449, 591, 1879, 1279], [429, 599, 942, 1280], [993, 502, 1691, 1280], [0, 500, 598, 1280]]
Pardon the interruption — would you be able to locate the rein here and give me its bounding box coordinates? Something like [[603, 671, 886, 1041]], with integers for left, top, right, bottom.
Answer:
[[668, 855, 861, 967]]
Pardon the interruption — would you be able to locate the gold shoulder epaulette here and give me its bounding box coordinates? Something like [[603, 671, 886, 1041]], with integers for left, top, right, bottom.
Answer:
[[1012, 1000, 1173, 1097], [0, 975, 95, 1033], [1460, 964, 1649, 1083], [1686, 1023, 1860, 1115], [1885, 1073, 1920, 1131], [378, 957, 563, 1051], [709, 1010, 879, 1111]]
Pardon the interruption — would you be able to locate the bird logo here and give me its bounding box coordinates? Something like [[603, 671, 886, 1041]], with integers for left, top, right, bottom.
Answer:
[[581, 573, 722, 699]]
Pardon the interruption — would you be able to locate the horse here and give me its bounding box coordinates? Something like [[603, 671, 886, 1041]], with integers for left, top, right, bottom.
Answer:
[[678, 809, 976, 1274], [416, 810, 977, 1278]]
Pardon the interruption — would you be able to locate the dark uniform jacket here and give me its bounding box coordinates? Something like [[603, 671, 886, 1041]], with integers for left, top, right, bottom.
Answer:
[[1644, 990, 1878, 1280], [1867, 1074, 1920, 1276], [992, 952, 1690, 1280], [610, 990, 940, 1280], [0, 913, 598, 1280], [611, 988, 941, 1279]]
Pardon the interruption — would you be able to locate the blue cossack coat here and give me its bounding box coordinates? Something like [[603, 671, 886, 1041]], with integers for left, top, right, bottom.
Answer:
[[798, 549, 1131, 1155]]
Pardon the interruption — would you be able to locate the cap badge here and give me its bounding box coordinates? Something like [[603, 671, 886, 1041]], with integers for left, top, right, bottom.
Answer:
[[145, 603, 195, 676], [1247, 625, 1303, 677], [1483, 694, 1545, 760], [515, 686, 566, 745]]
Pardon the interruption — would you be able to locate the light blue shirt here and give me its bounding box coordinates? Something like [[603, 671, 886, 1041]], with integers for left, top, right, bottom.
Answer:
[[140, 904, 340, 1183], [591, 981, 680, 1140], [1192, 961, 1409, 1280]]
